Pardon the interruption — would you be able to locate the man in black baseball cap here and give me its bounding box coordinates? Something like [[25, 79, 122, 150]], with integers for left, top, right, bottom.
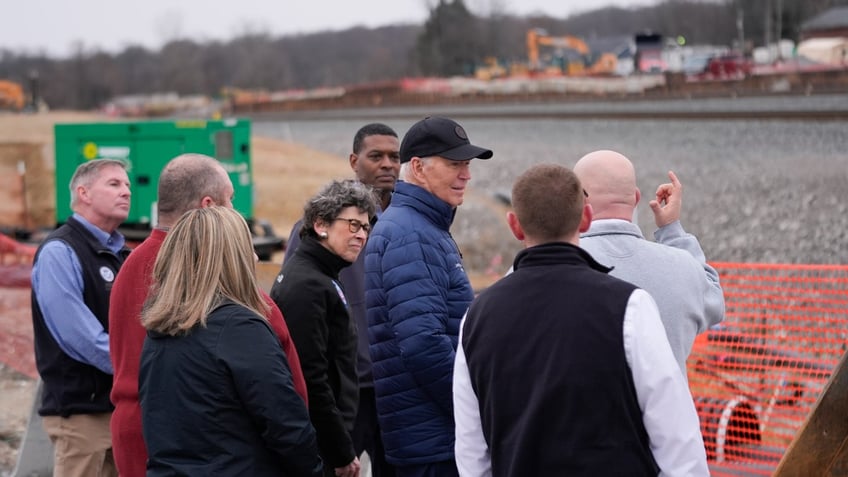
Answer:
[[400, 116, 493, 164], [397, 116, 492, 208], [364, 116, 492, 477]]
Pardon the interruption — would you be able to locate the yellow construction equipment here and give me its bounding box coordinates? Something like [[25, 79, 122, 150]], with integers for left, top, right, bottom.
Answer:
[[474, 57, 508, 80]]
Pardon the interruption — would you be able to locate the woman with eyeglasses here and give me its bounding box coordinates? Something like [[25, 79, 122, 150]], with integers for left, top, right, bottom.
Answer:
[[271, 179, 377, 477]]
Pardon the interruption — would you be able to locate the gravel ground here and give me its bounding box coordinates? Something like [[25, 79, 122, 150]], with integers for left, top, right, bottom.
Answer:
[[260, 113, 848, 269], [441, 117, 848, 268]]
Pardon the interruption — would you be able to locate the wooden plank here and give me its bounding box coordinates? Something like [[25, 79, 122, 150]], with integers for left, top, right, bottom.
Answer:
[[774, 351, 848, 476]]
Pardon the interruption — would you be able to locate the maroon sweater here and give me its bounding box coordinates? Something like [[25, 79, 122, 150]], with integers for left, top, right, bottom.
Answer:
[[108, 228, 309, 477]]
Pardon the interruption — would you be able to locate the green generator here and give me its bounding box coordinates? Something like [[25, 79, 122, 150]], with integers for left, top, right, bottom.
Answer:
[[53, 118, 282, 258]]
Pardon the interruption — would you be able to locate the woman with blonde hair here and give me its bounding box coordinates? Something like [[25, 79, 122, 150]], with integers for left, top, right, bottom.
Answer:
[[139, 206, 322, 476], [271, 179, 376, 477]]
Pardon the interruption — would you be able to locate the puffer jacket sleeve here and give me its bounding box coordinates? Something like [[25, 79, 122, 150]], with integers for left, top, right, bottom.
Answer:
[[382, 233, 456, 416], [218, 312, 323, 476]]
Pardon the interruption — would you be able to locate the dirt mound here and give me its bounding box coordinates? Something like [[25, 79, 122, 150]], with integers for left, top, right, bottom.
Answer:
[[251, 135, 350, 240]]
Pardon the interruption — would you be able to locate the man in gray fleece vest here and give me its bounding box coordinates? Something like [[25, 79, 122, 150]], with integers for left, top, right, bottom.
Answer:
[[574, 150, 725, 375]]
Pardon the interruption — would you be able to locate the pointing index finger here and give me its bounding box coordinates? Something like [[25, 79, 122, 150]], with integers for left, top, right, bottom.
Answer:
[[668, 170, 681, 189]]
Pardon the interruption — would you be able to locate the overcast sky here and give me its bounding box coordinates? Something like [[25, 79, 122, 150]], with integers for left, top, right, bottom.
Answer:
[[3, 0, 651, 57]]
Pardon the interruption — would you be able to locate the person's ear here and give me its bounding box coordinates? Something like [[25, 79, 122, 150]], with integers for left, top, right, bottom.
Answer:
[[506, 211, 525, 241], [411, 157, 426, 179], [313, 220, 329, 239], [349, 153, 358, 173], [76, 185, 90, 205], [579, 203, 593, 233], [634, 188, 641, 206], [200, 196, 215, 208]]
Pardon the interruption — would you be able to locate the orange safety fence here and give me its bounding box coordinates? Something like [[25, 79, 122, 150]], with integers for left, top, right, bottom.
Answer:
[[688, 262, 848, 476]]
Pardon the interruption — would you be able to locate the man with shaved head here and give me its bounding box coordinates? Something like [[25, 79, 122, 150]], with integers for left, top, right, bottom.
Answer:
[[109, 153, 308, 477], [573, 150, 724, 375], [453, 163, 708, 476]]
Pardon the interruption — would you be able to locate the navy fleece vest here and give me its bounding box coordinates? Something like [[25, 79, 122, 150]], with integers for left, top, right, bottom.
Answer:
[[32, 217, 129, 416], [462, 243, 659, 477]]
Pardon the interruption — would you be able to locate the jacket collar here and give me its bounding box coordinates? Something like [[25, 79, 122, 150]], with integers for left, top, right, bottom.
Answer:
[[70, 213, 127, 253], [296, 235, 352, 279], [581, 219, 645, 240], [391, 181, 456, 231], [513, 242, 612, 274]]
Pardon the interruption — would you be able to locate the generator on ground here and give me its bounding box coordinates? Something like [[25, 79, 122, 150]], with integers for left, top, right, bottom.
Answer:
[[53, 118, 283, 259]]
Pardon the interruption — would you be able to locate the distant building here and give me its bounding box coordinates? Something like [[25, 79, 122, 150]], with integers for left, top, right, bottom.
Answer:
[[800, 6, 848, 40], [634, 32, 665, 73], [797, 37, 848, 66]]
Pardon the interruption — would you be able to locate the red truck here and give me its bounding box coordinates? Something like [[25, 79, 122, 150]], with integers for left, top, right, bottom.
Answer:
[[696, 54, 753, 79]]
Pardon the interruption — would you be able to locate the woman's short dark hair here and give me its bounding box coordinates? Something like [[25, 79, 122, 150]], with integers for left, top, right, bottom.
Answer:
[[300, 179, 377, 240]]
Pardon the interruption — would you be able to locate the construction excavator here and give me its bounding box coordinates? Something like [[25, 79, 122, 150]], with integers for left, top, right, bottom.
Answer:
[[0, 80, 25, 111], [526, 28, 618, 76]]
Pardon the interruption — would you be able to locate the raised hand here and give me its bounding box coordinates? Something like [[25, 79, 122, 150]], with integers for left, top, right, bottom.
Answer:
[[649, 170, 683, 228]]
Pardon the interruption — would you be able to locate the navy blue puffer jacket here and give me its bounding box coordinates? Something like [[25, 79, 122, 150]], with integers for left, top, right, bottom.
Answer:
[[364, 181, 474, 466]]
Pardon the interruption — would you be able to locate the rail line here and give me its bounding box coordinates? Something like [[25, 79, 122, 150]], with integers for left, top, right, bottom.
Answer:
[[248, 100, 848, 122]]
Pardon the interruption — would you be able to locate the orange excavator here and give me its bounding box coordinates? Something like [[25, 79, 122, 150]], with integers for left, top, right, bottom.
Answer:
[[0, 80, 25, 111], [526, 29, 618, 76]]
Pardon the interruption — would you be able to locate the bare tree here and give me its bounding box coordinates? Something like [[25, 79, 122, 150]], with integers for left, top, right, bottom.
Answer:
[[416, 0, 486, 76]]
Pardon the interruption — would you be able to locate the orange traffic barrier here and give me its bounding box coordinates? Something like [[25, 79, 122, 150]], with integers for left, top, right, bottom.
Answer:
[[689, 262, 848, 475]]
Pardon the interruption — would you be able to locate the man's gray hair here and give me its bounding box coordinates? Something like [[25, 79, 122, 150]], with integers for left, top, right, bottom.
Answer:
[[400, 156, 431, 182], [69, 159, 128, 209]]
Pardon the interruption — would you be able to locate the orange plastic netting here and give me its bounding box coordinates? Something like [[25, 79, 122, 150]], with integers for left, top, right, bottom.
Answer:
[[688, 262, 848, 475]]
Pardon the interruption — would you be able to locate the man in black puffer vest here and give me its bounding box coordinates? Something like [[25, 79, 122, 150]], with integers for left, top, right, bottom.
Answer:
[[453, 164, 708, 477], [32, 159, 131, 477]]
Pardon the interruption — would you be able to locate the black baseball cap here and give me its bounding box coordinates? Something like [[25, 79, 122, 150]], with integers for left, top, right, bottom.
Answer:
[[400, 116, 493, 164]]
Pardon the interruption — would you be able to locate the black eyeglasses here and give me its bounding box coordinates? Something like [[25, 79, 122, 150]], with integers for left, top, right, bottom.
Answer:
[[334, 218, 371, 234]]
